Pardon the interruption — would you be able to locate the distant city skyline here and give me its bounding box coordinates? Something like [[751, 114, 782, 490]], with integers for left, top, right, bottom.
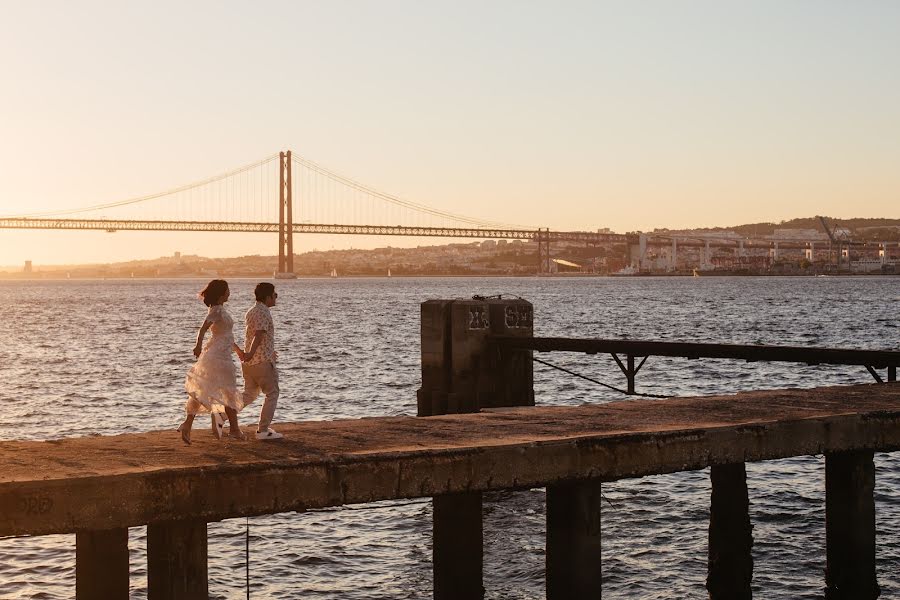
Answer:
[[2, 1, 899, 265]]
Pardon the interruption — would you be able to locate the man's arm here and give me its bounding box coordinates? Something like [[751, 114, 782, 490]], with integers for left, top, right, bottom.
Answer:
[[244, 329, 267, 362]]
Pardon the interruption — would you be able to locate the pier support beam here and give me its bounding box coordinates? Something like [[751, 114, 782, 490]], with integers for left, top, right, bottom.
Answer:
[[433, 492, 484, 600], [546, 479, 603, 600], [706, 463, 753, 600], [147, 520, 208, 600], [825, 450, 880, 599], [76, 528, 130, 600]]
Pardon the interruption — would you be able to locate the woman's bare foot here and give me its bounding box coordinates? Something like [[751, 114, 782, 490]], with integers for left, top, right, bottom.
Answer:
[[227, 428, 246, 441]]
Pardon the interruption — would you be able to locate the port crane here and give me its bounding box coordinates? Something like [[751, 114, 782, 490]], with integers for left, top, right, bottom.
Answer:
[[817, 215, 847, 269]]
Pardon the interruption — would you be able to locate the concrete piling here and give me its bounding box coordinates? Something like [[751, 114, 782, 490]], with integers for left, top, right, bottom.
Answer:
[[546, 480, 604, 600], [433, 492, 484, 600], [75, 527, 130, 599], [147, 520, 208, 600], [706, 463, 753, 599], [825, 451, 880, 599]]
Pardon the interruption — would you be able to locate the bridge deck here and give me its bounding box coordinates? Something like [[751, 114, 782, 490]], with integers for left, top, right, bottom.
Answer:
[[1, 383, 898, 537]]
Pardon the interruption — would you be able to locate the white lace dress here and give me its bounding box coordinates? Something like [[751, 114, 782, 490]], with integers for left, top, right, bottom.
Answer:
[[184, 305, 244, 415]]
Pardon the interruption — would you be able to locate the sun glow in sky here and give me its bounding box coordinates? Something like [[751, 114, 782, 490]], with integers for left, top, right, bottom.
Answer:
[[1, 1, 899, 266]]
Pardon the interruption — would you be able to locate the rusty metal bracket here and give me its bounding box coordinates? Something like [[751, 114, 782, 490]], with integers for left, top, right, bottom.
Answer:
[[866, 366, 884, 384]]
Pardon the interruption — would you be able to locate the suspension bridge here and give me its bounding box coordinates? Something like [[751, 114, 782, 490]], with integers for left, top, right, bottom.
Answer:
[[2, 150, 893, 275], [0, 150, 623, 275]]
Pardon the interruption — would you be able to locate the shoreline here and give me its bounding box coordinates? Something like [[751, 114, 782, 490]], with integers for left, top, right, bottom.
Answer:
[[1, 272, 898, 282]]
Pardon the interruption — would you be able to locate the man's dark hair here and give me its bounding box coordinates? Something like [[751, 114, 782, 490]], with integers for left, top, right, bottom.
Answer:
[[255, 282, 275, 302], [199, 279, 229, 307]]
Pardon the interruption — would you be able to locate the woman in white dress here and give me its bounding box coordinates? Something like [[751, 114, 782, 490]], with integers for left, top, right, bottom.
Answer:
[[178, 279, 246, 445]]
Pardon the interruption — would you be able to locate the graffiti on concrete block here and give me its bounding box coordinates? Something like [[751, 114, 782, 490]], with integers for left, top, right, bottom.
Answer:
[[20, 496, 54, 515], [468, 307, 490, 330], [505, 305, 533, 329]]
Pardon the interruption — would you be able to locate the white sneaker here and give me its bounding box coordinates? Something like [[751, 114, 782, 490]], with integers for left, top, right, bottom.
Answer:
[[255, 428, 284, 440], [211, 413, 225, 440]]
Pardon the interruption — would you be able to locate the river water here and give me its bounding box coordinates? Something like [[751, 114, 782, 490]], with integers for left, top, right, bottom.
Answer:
[[0, 276, 897, 599]]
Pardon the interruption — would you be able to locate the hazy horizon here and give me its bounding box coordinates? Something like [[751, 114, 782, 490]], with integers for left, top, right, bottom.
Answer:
[[2, 1, 899, 265]]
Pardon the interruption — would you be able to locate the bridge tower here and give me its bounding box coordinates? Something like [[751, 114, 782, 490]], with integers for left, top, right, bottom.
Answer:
[[537, 228, 551, 274], [278, 151, 294, 274]]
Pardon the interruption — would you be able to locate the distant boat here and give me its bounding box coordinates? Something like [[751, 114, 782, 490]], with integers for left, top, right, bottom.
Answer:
[[330, 268, 337, 278], [611, 266, 638, 276], [387, 268, 392, 278]]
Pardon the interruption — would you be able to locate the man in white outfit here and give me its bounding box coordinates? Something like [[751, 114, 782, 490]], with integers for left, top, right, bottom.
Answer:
[[242, 282, 283, 440]]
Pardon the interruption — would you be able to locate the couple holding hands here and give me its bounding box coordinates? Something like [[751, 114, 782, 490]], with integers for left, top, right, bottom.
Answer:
[[178, 280, 284, 444]]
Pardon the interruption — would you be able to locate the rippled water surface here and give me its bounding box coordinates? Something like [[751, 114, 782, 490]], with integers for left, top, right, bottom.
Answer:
[[0, 276, 898, 599]]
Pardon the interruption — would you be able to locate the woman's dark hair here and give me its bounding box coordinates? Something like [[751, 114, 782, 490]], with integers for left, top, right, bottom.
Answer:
[[255, 282, 275, 302], [199, 279, 229, 307]]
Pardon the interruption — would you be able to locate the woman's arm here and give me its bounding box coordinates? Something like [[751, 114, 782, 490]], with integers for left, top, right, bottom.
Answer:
[[193, 320, 212, 358], [232, 342, 245, 361]]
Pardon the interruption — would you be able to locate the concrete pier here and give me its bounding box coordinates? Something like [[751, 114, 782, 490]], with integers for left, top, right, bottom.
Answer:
[[0, 384, 899, 598]]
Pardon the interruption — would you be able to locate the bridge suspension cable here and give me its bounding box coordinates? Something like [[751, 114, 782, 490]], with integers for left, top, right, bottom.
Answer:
[[1, 149, 537, 232], [1, 154, 280, 219], [290, 154, 526, 229]]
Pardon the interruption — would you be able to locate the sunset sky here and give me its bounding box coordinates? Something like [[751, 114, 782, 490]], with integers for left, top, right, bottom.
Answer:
[[1, 1, 899, 266]]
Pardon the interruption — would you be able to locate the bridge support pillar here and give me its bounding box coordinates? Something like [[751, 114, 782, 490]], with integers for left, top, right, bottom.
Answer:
[[76, 527, 130, 600], [825, 450, 879, 599], [278, 150, 294, 274], [147, 519, 208, 600], [537, 228, 551, 274], [707, 463, 753, 600], [434, 492, 484, 600], [546, 479, 603, 600]]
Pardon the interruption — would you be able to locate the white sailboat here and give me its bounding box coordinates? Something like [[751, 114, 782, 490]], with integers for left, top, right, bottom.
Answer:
[[387, 268, 392, 278], [330, 268, 338, 278]]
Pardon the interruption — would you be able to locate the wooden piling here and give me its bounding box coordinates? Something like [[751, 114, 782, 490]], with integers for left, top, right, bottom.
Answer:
[[147, 520, 208, 600], [433, 492, 484, 600], [706, 463, 753, 600], [546, 479, 603, 600], [75, 528, 129, 599], [825, 450, 880, 599]]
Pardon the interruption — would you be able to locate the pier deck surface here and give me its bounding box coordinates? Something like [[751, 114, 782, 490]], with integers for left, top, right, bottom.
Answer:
[[1, 383, 898, 537]]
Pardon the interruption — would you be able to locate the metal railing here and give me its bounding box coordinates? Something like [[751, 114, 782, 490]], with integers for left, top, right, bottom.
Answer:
[[492, 336, 900, 395]]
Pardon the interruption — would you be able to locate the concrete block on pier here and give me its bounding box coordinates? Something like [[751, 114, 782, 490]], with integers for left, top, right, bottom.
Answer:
[[417, 297, 534, 417]]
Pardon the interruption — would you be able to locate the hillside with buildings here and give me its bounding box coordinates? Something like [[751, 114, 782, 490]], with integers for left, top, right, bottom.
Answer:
[[3, 216, 898, 279]]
